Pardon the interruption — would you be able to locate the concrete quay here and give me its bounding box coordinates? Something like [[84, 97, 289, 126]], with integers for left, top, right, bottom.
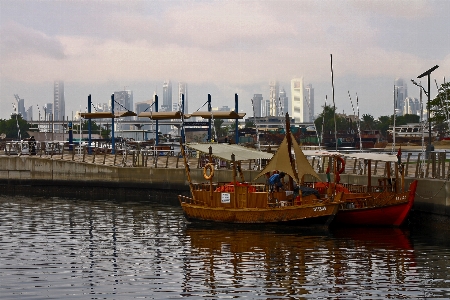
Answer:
[[0, 151, 449, 219]]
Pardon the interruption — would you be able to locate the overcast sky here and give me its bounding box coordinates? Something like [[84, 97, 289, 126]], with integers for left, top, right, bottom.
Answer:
[[0, 0, 448, 121]]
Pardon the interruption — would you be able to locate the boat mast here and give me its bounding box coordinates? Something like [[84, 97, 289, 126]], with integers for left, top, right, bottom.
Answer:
[[285, 113, 297, 189], [330, 54, 337, 151], [392, 84, 396, 154]]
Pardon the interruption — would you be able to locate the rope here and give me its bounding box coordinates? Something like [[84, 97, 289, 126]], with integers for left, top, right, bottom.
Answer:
[[194, 101, 208, 112], [415, 175, 449, 200]]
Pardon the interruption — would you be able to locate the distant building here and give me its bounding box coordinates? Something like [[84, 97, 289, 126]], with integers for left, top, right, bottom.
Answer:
[[16, 96, 26, 120], [404, 97, 420, 115], [291, 77, 308, 123], [269, 81, 279, 116], [212, 106, 231, 112], [114, 90, 133, 112], [162, 81, 172, 112], [263, 99, 271, 117], [178, 83, 188, 113], [53, 81, 65, 121], [305, 84, 314, 122], [135, 100, 154, 130], [395, 78, 408, 116], [26, 106, 33, 121], [252, 94, 263, 117], [279, 88, 288, 117], [45, 103, 53, 121]]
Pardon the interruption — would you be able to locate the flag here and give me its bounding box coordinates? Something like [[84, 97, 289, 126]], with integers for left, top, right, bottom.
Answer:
[[396, 147, 402, 164]]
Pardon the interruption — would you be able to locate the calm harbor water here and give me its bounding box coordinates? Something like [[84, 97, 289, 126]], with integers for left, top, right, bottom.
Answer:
[[1, 195, 449, 300]]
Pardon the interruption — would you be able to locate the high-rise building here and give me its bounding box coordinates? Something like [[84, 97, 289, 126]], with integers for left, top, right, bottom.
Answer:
[[26, 106, 33, 121], [404, 97, 420, 116], [263, 99, 271, 117], [114, 90, 133, 125], [269, 81, 279, 116], [135, 100, 154, 130], [45, 103, 53, 121], [394, 78, 407, 116], [291, 77, 308, 123], [114, 90, 133, 112], [178, 83, 188, 113], [279, 88, 288, 117], [252, 94, 263, 117], [162, 81, 172, 112], [15, 96, 26, 120], [53, 81, 65, 121], [305, 84, 314, 122]]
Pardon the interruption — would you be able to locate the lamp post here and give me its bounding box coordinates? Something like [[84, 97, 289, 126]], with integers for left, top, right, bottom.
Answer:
[[411, 65, 439, 152]]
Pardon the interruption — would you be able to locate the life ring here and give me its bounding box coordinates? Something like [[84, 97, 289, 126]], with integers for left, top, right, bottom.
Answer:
[[337, 156, 345, 174], [203, 163, 215, 180]]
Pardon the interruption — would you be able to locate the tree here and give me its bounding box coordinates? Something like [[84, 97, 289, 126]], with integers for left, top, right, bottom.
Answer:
[[0, 114, 30, 139], [245, 119, 255, 128], [314, 105, 350, 135], [361, 114, 376, 130], [377, 115, 391, 137], [429, 82, 450, 134], [213, 119, 227, 138]]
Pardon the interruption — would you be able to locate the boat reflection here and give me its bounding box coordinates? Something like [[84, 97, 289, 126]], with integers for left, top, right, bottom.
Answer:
[[182, 224, 417, 298]]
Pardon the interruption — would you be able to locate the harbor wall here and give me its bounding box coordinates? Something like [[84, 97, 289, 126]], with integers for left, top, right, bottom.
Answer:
[[0, 156, 448, 217]]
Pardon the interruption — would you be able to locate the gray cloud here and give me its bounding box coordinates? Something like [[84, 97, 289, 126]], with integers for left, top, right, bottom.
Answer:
[[0, 22, 65, 59]]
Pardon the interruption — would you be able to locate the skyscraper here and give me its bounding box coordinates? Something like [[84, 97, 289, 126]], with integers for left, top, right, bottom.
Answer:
[[114, 90, 133, 112], [162, 81, 172, 112], [305, 84, 314, 122], [53, 81, 65, 121], [269, 81, 279, 116], [394, 78, 407, 116], [26, 106, 33, 121], [279, 88, 288, 116], [252, 94, 263, 117], [291, 77, 307, 123], [178, 83, 188, 113]]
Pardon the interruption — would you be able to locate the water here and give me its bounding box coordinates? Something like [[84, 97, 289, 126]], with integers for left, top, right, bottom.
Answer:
[[1, 195, 450, 299]]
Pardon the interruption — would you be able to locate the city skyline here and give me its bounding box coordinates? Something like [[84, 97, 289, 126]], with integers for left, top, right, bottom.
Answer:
[[0, 1, 448, 121]]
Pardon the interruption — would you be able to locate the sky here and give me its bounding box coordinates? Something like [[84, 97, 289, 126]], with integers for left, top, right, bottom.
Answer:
[[0, 0, 449, 121]]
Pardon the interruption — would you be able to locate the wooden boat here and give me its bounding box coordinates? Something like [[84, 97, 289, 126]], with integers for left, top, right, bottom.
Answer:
[[178, 114, 339, 226], [302, 150, 418, 226]]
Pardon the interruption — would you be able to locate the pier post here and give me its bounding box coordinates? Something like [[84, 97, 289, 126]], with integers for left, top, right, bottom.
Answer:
[[88, 94, 92, 155], [235, 94, 238, 144], [111, 94, 115, 154], [208, 94, 212, 142]]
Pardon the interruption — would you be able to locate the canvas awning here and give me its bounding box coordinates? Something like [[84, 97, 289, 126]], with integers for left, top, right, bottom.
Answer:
[[189, 111, 246, 119], [79, 111, 137, 119], [138, 111, 191, 120], [79, 112, 114, 119], [185, 143, 273, 161], [255, 133, 321, 183]]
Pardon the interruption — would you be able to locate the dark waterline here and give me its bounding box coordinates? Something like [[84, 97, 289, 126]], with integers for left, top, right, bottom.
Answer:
[[1, 195, 449, 299]]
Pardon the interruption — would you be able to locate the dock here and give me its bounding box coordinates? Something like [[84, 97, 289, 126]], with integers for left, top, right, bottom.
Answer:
[[0, 142, 449, 218]]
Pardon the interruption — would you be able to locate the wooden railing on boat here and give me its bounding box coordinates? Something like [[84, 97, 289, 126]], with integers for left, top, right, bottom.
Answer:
[[179, 182, 324, 209]]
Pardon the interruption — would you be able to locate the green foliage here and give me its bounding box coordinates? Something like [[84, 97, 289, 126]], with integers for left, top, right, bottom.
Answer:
[[314, 105, 351, 135], [72, 120, 110, 138], [245, 119, 255, 128], [361, 114, 375, 130], [213, 119, 228, 138], [0, 114, 30, 139], [429, 82, 450, 133]]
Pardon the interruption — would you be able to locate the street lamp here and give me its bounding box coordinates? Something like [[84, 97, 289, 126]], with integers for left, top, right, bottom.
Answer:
[[411, 65, 439, 152]]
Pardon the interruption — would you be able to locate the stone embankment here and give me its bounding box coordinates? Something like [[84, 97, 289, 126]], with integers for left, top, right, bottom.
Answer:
[[0, 148, 449, 217]]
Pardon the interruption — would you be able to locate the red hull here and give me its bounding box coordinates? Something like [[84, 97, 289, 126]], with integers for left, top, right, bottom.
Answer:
[[334, 180, 418, 226]]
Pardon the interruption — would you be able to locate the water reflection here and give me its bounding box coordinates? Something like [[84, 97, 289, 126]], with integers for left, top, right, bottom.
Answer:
[[0, 195, 449, 299], [183, 224, 424, 299]]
